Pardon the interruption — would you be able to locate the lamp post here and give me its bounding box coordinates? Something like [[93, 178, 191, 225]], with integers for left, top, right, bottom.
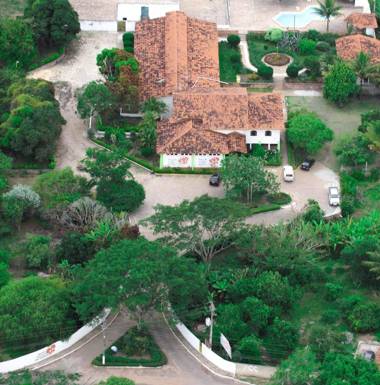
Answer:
[[205, 300, 216, 348]]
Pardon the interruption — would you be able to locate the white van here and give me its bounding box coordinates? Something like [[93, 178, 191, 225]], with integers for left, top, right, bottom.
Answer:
[[283, 165, 294, 182]]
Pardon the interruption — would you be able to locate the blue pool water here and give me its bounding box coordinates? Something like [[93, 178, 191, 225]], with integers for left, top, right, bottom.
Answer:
[[274, 7, 325, 28]]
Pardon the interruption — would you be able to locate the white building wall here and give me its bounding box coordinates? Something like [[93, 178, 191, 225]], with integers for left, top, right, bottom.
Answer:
[[218, 129, 281, 148], [162, 154, 224, 168], [117, 2, 180, 22], [80, 21, 117, 32]]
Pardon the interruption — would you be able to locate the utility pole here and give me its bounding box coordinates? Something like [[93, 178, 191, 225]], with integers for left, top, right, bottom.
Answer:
[[209, 301, 216, 348], [101, 318, 107, 365]]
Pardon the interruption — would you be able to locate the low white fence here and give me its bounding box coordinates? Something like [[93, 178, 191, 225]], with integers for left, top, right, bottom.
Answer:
[[0, 310, 110, 373], [174, 320, 276, 379], [175, 321, 237, 375]]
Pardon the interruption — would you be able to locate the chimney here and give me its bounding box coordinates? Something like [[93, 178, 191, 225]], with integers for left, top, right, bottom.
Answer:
[[141, 6, 149, 21]]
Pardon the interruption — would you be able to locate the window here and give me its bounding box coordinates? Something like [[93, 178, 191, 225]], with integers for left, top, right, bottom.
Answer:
[[265, 130, 272, 136], [122, 17, 127, 21], [250, 130, 257, 136]]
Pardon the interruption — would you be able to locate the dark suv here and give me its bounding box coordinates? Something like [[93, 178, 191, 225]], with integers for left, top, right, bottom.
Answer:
[[209, 174, 221, 187], [300, 159, 315, 171]]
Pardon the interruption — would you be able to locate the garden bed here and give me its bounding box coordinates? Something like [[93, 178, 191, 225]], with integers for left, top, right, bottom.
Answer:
[[263, 53, 291, 66], [92, 326, 167, 367]]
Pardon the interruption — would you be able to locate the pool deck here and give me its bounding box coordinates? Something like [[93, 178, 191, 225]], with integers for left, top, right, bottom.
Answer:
[[180, 0, 360, 34]]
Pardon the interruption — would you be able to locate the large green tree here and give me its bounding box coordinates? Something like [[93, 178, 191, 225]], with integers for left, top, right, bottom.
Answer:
[[0, 276, 75, 345], [24, 0, 80, 49], [74, 238, 182, 327], [0, 79, 65, 163], [0, 151, 12, 193], [0, 18, 37, 69], [221, 155, 279, 203], [141, 195, 247, 264], [334, 134, 375, 166], [77, 81, 115, 123], [323, 61, 359, 106], [287, 111, 333, 155]]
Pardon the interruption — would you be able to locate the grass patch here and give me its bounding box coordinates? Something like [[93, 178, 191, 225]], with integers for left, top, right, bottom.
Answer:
[[93, 326, 167, 367], [0, 0, 26, 17], [286, 96, 380, 170], [219, 41, 245, 83]]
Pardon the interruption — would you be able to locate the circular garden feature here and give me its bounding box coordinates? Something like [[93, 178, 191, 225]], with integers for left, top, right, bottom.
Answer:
[[263, 53, 291, 66]]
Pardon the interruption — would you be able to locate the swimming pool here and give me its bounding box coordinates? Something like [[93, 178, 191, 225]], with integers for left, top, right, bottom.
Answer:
[[274, 7, 325, 29]]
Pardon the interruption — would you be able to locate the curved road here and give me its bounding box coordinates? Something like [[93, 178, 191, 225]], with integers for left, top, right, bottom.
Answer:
[[37, 312, 244, 385]]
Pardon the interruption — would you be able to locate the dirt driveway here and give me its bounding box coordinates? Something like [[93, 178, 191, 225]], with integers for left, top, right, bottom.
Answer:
[[28, 32, 122, 170]]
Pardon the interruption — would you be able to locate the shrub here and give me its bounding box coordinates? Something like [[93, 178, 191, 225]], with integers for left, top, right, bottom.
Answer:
[[303, 29, 321, 41], [3, 184, 41, 211], [257, 63, 273, 80], [304, 57, 321, 78], [24, 234, 52, 269], [298, 39, 317, 55], [123, 32, 134, 52], [99, 377, 135, 385], [286, 63, 300, 78], [234, 335, 262, 363], [140, 147, 155, 157], [303, 199, 324, 223], [264, 28, 283, 43], [56, 232, 96, 265], [264, 318, 299, 359], [324, 283, 343, 301], [347, 302, 380, 332], [316, 41, 331, 52], [267, 192, 291, 206], [0, 263, 10, 288], [216, 304, 250, 342], [321, 309, 341, 324], [96, 179, 145, 213], [0, 249, 10, 265], [241, 296, 271, 333], [227, 34, 241, 47]]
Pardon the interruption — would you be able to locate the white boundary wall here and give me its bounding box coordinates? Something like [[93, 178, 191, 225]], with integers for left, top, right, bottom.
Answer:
[[175, 321, 236, 375], [0, 310, 110, 373], [80, 21, 117, 32]]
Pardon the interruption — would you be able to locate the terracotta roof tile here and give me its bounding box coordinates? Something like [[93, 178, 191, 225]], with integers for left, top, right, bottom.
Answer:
[[135, 11, 220, 100], [157, 88, 285, 154], [345, 13, 378, 30], [336, 34, 380, 64]]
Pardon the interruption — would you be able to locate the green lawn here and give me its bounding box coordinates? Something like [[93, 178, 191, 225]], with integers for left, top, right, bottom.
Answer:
[[287, 96, 380, 170], [0, 0, 26, 17], [219, 41, 246, 83]]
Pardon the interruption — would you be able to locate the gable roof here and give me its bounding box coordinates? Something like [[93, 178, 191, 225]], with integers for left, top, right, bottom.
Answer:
[[156, 88, 285, 154], [171, 88, 285, 131], [135, 11, 220, 101], [336, 34, 380, 64], [156, 119, 247, 154], [345, 12, 378, 30]]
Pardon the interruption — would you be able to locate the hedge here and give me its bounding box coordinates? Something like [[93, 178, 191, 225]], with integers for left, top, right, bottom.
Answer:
[[248, 203, 281, 215], [267, 192, 292, 206], [29, 48, 65, 71]]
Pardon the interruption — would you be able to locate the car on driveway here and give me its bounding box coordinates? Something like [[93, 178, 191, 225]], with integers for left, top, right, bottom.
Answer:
[[283, 165, 294, 182], [301, 159, 315, 171], [209, 173, 221, 187], [328, 186, 340, 206]]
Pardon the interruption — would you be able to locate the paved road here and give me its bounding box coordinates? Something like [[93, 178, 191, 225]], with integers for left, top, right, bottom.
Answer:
[[39, 313, 243, 385]]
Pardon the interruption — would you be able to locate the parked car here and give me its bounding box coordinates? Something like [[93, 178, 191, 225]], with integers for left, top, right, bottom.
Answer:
[[209, 173, 221, 187], [300, 159, 315, 171], [362, 350, 376, 361], [328, 186, 340, 206], [283, 165, 294, 182]]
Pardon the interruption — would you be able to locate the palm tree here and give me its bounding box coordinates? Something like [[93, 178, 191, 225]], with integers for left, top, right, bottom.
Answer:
[[313, 0, 343, 32], [352, 52, 370, 93]]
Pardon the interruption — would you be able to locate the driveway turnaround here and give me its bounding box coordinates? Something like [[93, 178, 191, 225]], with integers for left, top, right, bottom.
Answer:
[[39, 313, 244, 385]]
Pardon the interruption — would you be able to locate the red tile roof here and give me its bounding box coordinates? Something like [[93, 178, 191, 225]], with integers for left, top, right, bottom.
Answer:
[[345, 13, 378, 30], [156, 88, 285, 154], [135, 11, 220, 101], [336, 34, 380, 64]]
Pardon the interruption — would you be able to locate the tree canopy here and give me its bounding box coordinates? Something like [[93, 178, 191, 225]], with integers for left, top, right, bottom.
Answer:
[[141, 195, 248, 264], [221, 155, 279, 203], [24, 0, 80, 49], [287, 111, 333, 155]]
